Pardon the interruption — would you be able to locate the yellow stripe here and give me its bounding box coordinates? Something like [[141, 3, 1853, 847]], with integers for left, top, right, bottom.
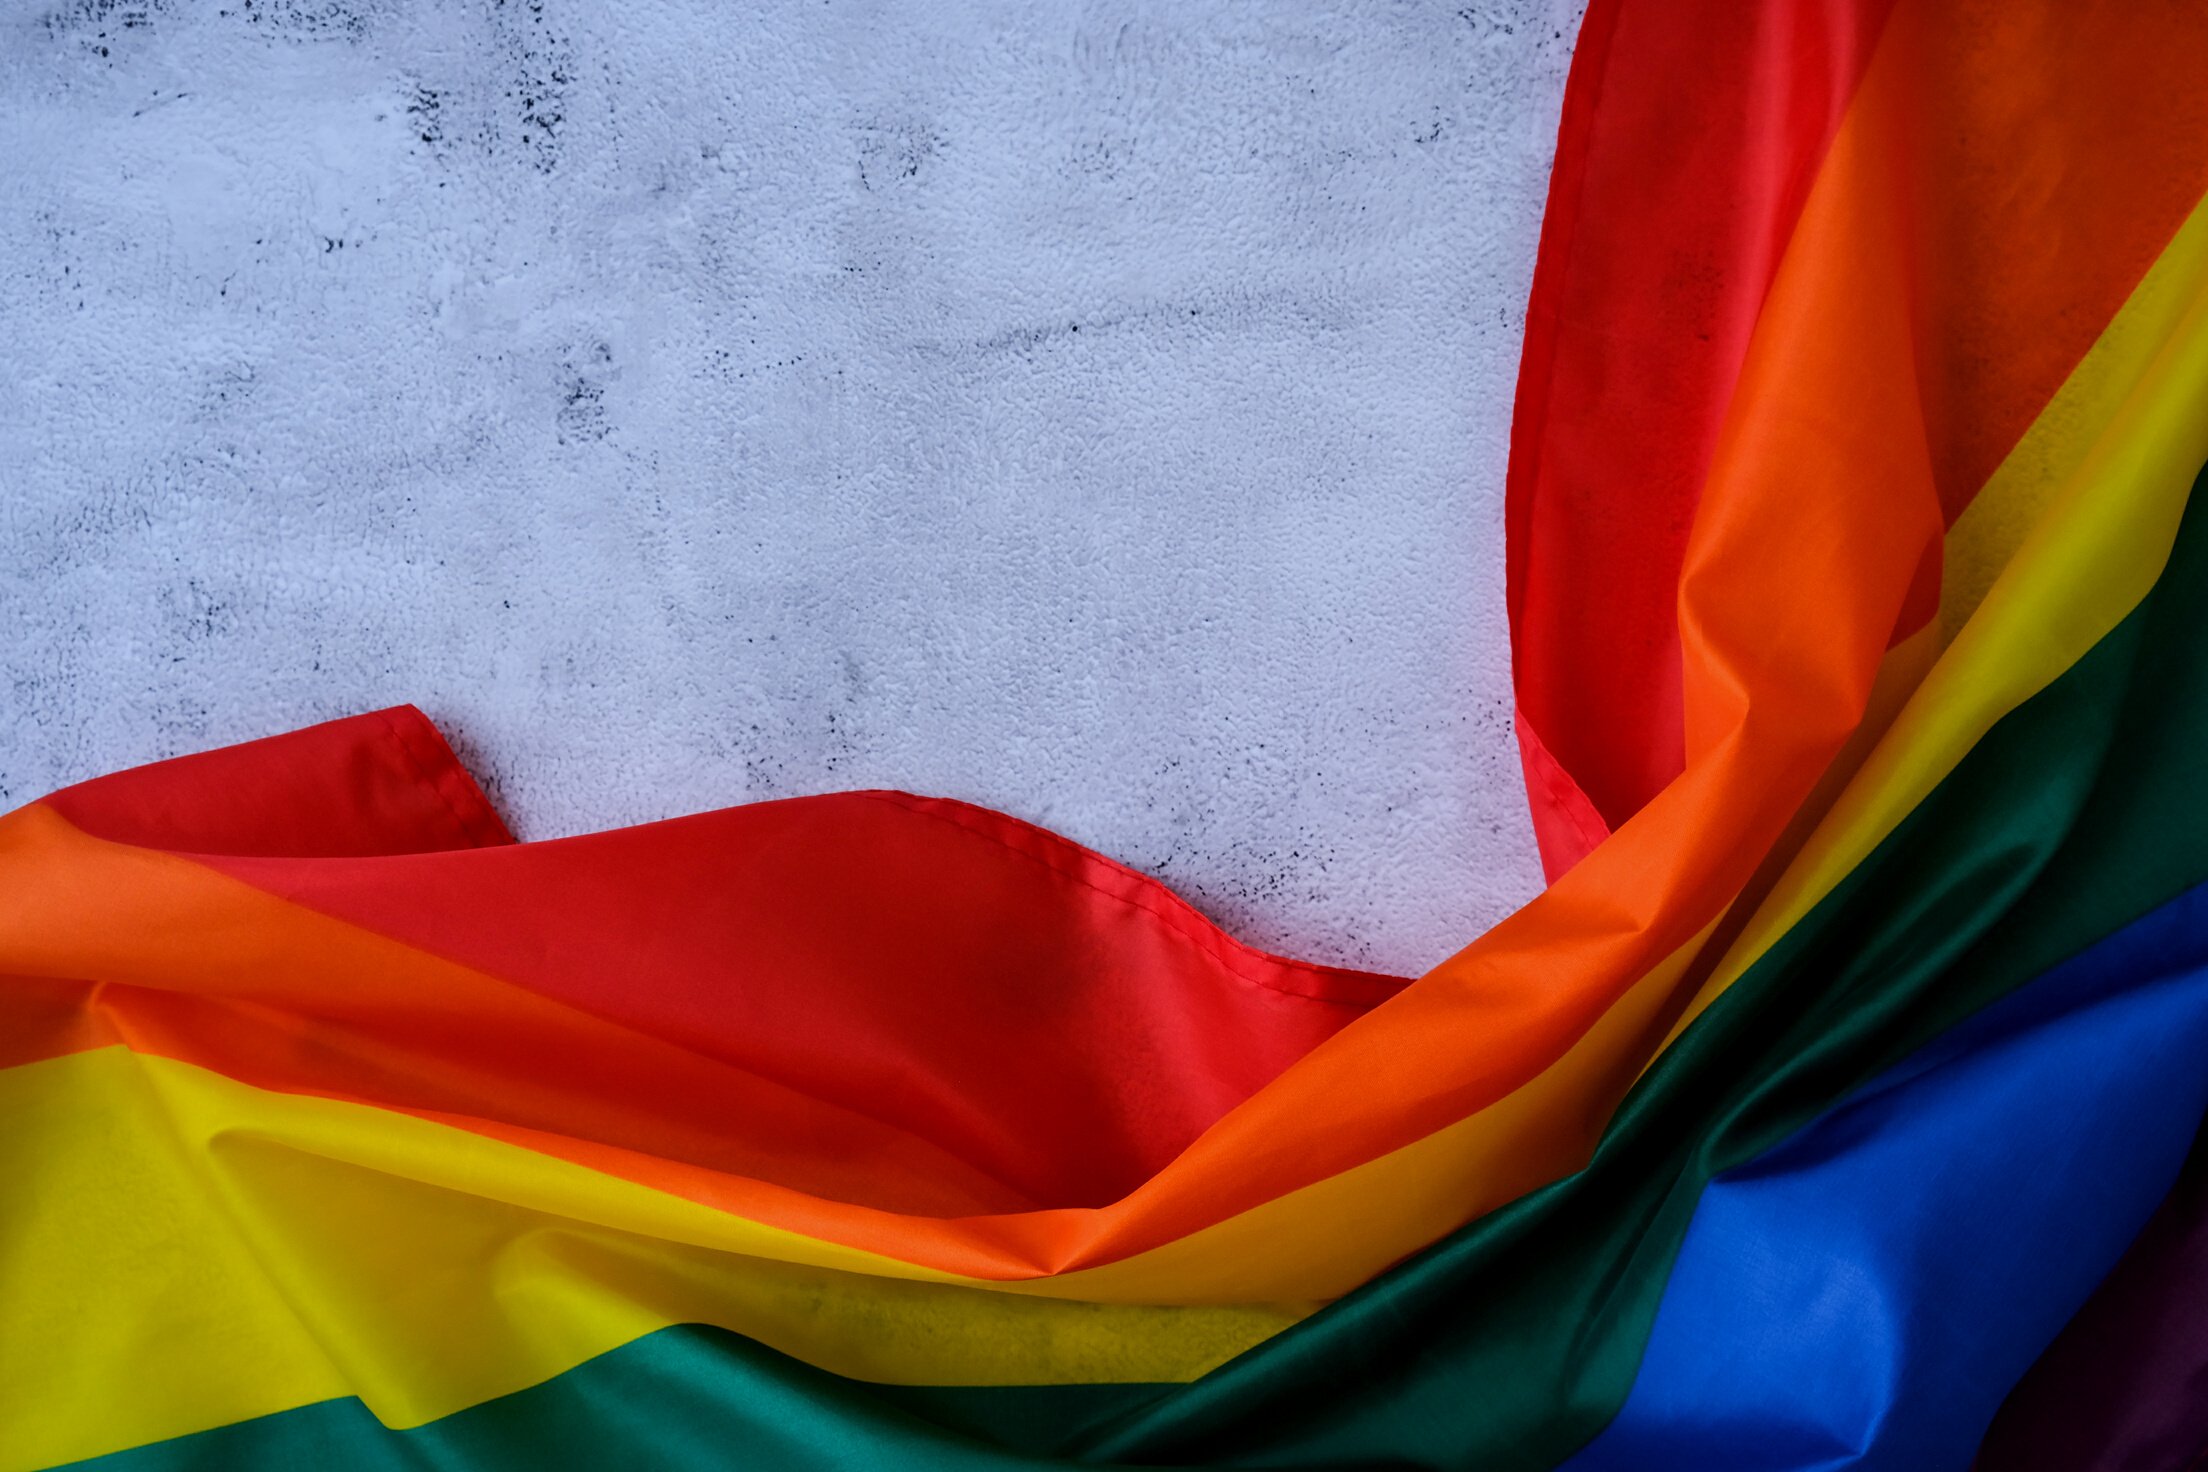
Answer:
[[1661, 184, 2208, 1044], [0, 1047, 1305, 1472]]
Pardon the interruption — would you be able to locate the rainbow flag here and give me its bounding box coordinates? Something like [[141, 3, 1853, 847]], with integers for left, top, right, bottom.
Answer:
[[9, 1, 2208, 1466]]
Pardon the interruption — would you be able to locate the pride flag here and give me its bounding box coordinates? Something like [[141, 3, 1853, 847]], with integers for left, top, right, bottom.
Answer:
[[9, 1, 2208, 1466]]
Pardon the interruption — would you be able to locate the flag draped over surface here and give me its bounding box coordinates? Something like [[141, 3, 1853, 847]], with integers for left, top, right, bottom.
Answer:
[[9, 0, 2208, 1466]]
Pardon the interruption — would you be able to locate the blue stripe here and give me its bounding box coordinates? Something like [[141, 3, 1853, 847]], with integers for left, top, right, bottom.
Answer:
[[1561, 878, 2208, 1471]]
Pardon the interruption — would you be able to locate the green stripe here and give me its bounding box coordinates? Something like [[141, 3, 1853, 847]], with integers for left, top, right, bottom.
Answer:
[[63, 1326, 1071, 1472], [68, 463, 2208, 1471]]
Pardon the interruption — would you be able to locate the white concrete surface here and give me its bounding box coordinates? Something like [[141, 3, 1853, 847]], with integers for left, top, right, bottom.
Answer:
[[0, 0, 1578, 972]]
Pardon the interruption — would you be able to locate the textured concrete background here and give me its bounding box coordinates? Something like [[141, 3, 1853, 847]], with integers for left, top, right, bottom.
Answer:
[[0, 0, 1578, 973]]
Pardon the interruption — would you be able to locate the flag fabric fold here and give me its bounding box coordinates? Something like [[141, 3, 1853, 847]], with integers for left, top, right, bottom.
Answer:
[[9, 0, 2208, 1467]]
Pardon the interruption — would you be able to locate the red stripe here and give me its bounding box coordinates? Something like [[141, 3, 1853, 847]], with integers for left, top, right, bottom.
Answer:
[[42, 708, 1401, 1216], [1507, 0, 1901, 873]]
